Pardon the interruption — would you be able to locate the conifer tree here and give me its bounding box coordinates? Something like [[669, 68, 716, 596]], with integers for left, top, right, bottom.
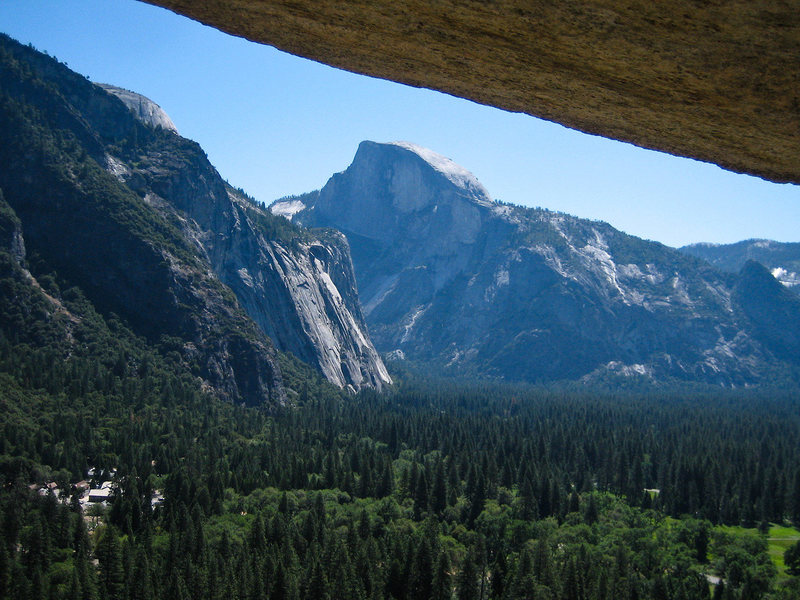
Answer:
[[457, 549, 479, 600], [409, 538, 434, 600], [490, 550, 507, 600], [305, 557, 330, 600], [785, 540, 800, 576], [414, 472, 429, 520], [432, 551, 452, 600], [96, 528, 124, 600], [0, 543, 9, 599], [377, 459, 394, 498], [129, 549, 153, 600], [68, 568, 83, 600], [431, 459, 448, 515], [791, 469, 800, 527], [585, 494, 599, 525]]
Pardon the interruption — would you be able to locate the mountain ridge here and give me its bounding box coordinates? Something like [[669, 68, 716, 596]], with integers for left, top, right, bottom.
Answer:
[[286, 140, 800, 388], [681, 239, 800, 293], [0, 33, 389, 402]]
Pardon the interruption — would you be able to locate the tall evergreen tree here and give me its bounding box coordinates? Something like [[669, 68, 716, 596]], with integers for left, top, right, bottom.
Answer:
[[306, 558, 330, 600], [129, 549, 153, 600], [409, 538, 434, 600], [96, 528, 124, 600], [457, 549, 479, 600], [432, 551, 452, 600]]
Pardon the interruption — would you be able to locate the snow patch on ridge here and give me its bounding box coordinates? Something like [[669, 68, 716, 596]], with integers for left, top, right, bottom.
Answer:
[[772, 266, 800, 289], [271, 199, 306, 220]]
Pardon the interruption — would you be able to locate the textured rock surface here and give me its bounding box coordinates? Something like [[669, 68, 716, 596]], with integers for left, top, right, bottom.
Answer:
[[237, 228, 391, 391], [146, 0, 800, 184], [0, 37, 285, 405], [290, 141, 800, 386], [108, 96, 390, 391], [98, 84, 178, 133]]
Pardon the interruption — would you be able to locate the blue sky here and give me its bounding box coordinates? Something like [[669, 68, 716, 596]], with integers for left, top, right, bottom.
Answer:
[[1, 0, 798, 248]]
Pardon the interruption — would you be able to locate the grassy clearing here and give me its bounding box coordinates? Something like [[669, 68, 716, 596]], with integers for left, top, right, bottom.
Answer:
[[768, 525, 800, 577], [714, 523, 800, 580]]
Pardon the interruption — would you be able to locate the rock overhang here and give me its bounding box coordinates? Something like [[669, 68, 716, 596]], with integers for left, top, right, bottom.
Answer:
[[142, 0, 800, 185]]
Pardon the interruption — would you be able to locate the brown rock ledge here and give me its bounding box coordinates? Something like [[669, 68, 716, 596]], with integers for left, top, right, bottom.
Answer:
[[144, 0, 800, 185]]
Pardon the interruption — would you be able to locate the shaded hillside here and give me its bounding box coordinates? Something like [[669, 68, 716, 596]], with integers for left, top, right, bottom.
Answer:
[[0, 34, 388, 401]]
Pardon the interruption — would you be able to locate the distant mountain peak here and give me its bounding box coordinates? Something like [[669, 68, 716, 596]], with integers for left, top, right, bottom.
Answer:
[[383, 141, 493, 204], [97, 83, 178, 133], [291, 142, 800, 388], [680, 238, 800, 293]]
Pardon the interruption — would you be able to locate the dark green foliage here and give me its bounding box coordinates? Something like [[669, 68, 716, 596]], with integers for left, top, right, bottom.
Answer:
[[0, 378, 793, 599], [456, 547, 478, 600], [95, 528, 124, 600], [785, 540, 800, 576]]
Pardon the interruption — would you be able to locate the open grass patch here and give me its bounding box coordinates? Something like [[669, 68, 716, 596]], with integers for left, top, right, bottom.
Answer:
[[767, 524, 800, 579], [713, 523, 800, 580]]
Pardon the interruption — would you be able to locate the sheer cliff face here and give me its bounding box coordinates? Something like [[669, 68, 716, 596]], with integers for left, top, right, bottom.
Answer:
[[105, 99, 390, 392], [304, 141, 514, 319], [0, 35, 388, 398], [234, 230, 390, 392], [114, 125, 390, 391], [293, 141, 800, 387]]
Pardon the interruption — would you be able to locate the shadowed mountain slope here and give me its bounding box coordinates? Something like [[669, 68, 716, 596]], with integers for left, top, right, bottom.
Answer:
[[0, 34, 389, 403]]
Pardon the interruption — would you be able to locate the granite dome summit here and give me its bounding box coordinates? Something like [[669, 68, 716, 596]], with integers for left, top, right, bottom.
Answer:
[[97, 83, 178, 133], [286, 141, 800, 386]]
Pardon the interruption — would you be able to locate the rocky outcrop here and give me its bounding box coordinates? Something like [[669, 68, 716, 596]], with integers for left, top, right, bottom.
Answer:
[[145, 0, 800, 184], [0, 191, 24, 265], [97, 84, 178, 133], [115, 123, 390, 392], [213, 202, 391, 391], [291, 141, 800, 386]]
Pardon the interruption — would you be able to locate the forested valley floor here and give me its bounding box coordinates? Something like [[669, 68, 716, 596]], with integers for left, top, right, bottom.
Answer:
[[2, 336, 800, 600]]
